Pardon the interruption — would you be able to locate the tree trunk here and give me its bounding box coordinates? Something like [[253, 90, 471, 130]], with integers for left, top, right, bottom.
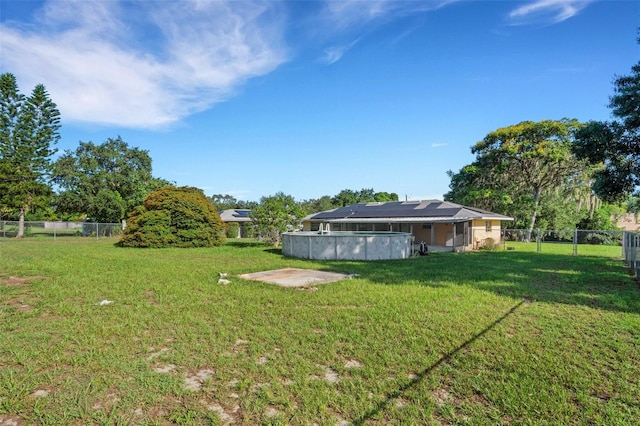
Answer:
[[17, 208, 25, 238], [525, 188, 542, 242]]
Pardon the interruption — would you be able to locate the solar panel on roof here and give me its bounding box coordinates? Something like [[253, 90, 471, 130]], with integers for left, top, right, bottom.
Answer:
[[309, 202, 466, 219], [307, 200, 513, 222]]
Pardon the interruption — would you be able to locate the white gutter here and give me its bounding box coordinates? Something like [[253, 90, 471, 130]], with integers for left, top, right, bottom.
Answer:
[[307, 215, 514, 223]]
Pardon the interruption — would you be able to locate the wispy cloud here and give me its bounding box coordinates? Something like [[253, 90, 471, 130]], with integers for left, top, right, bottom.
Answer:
[[321, 0, 394, 30], [0, 0, 287, 129], [431, 143, 448, 148], [314, 0, 459, 64], [507, 0, 595, 25], [321, 38, 360, 65], [0, 0, 463, 128], [320, 0, 457, 30]]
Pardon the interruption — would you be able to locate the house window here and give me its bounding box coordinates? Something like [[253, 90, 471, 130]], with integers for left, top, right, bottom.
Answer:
[[422, 224, 431, 229], [485, 221, 492, 232]]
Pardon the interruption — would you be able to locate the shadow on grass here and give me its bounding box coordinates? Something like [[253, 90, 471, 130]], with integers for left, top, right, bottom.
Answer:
[[352, 300, 525, 425], [225, 240, 272, 249], [326, 251, 640, 314]]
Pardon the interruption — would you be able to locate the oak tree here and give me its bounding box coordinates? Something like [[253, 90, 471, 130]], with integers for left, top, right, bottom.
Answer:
[[51, 137, 170, 222], [574, 36, 640, 201], [447, 119, 587, 239]]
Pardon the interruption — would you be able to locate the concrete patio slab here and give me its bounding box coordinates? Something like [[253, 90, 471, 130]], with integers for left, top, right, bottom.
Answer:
[[238, 268, 350, 287]]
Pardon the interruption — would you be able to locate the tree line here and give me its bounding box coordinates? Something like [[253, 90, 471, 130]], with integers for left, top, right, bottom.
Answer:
[[1, 29, 639, 243], [445, 33, 640, 238], [214, 189, 399, 246], [0, 72, 399, 241], [444, 118, 611, 240], [0, 73, 170, 237], [209, 188, 399, 215]]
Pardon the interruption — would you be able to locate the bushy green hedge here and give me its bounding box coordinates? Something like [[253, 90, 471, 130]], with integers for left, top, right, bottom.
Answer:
[[118, 186, 226, 248]]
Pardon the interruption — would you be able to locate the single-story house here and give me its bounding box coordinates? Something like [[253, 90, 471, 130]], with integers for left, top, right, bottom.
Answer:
[[302, 200, 513, 252], [615, 213, 639, 231], [218, 209, 252, 238]]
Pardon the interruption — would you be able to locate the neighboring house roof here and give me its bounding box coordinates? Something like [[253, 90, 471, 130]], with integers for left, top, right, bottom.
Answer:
[[304, 200, 513, 223], [218, 209, 252, 223]]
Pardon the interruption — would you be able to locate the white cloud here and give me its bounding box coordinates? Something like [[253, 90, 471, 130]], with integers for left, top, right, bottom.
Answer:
[[321, 0, 457, 30], [314, 0, 459, 63], [507, 0, 594, 25], [0, 0, 288, 129], [322, 39, 360, 65], [322, 0, 393, 30], [431, 143, 447, 148], [0, 0, 465, 128]]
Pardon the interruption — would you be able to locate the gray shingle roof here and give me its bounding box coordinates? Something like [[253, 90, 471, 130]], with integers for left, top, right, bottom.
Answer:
[[218, 209, 252, 222], [306, 200, 513, 222]]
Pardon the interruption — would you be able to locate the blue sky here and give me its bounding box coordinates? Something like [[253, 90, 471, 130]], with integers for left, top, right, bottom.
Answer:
[[1, 0, 638, 202]]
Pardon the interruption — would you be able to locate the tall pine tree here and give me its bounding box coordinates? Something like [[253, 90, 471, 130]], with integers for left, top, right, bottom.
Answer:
[[0, 73, 60, 237]]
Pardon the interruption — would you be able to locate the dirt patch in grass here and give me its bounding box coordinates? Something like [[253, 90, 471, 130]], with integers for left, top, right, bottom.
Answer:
[[310, 365, 340, 383], [432, 387, 456, 406], [0, 276, 43, 287], [184, 369, 215, 391], [0, 414, 24, 426], [141, 401, 172, 422], [6, 296, 34, 312], [153, 364, 176, 374], [344, 359, 362, 369], [1, 276, 44, 313], [146, 347, 170, 361], [143, 289, 159, 305], [206, 402, 240, 425], [30, 389, 50, 398], [91, 392, 121, 410]]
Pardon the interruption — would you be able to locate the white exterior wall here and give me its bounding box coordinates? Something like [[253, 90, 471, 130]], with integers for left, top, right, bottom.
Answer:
[[282, 232, 412, 260]]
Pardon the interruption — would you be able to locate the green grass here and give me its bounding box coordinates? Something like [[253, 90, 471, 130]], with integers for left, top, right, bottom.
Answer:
[[1, 239, 639, 425]]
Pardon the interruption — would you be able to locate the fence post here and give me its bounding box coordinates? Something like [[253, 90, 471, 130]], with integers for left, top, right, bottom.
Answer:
[[636, 234, 640, 277], [573, 229, 578, 256], [630, 232, 637, 277], [632, 233, 636, 276], [536, 229, 541, 253]]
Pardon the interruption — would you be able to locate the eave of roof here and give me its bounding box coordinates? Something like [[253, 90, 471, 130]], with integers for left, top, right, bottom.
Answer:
[[310, 216, 513, 224]]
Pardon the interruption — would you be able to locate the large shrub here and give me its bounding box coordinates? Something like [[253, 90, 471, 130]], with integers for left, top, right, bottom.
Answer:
[[251, 192, 304, 246], [118, 186, 226, 248]]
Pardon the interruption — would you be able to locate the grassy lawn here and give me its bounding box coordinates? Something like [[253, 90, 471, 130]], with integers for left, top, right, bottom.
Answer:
[[1, 239, 639, 425]]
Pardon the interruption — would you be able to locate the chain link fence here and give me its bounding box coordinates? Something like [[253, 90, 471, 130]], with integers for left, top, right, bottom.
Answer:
[[502, 229, 623, 255], [0, 221, 123, 240]]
